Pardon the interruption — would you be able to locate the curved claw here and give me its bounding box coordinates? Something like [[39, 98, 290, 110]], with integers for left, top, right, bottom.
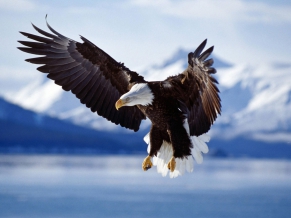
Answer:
[[142, 155, 153, 171], [167, 156, 176, 172]]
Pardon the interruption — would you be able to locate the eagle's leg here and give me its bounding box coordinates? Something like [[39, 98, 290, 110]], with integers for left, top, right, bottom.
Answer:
[[142, 125, 164, 171], [167, 121, 192, 172]]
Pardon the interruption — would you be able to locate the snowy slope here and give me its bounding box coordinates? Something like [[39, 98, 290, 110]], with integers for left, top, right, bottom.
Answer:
[[0, 96, 138, 154], [3, 48, 291, 144], [213, 63, 291, 143]]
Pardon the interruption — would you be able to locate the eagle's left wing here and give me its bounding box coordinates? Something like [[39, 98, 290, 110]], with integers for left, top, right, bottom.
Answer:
[[163, 39, 221, 136]]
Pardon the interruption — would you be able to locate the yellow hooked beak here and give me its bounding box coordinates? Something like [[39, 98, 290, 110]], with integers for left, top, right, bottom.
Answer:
[[115, 99, 125, 110]]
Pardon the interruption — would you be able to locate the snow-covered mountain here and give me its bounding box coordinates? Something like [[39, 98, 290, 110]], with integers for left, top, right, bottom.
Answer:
[[213, 63, 291, 143], [4, 48, 291, 145]]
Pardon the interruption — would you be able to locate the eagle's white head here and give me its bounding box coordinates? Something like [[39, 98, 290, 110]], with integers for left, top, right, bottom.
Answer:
[[115, 83, 154, 110]]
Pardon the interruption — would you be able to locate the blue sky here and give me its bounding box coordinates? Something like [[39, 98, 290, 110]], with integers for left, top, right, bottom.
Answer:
[[0, 0, 291, 94]]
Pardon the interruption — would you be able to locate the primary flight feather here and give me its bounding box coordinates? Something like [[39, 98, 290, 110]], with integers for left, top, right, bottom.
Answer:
[[18, 18, 221, 178]]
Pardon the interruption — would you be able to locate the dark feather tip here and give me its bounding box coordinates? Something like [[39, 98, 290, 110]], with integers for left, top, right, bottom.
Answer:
[[193, 39, 207, 58]]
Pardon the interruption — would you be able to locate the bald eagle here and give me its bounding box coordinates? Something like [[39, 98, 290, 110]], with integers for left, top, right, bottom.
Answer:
[[18, 20, 221, 178]]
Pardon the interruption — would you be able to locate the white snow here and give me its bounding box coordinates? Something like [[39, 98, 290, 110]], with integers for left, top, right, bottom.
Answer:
[[11, 78, 63, 112], [143, 59, 185, 81], [213, 62, 291, 142]]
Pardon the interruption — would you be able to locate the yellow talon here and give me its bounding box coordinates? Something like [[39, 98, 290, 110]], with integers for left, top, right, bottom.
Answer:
[[167, 157, 176, 172], [142, 155, 153, 171]]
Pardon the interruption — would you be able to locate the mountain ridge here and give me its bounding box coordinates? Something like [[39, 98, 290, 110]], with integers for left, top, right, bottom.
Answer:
[[0, 97, 147, 154]]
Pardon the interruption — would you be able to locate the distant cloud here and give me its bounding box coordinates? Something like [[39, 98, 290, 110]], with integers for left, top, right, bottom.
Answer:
[[131, 0, 291, 23], [0, 0, 36, 11], [66, 6, 97, 15]]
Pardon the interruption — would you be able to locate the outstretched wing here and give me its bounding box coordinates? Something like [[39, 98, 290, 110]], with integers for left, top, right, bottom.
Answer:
[[164, 39, 221, 136], [18, 20, 146, 131]]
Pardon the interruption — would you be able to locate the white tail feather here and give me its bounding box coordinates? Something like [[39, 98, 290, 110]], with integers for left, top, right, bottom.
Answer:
[[194, 136, 209, 154], [198, 133, 210, 143], [192, 145, 203, 164], [144, 133, 150, 153], [186, 156, 194, 173]]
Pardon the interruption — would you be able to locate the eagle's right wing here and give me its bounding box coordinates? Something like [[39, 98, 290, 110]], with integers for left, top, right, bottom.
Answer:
[[18, 20, 146, 131]]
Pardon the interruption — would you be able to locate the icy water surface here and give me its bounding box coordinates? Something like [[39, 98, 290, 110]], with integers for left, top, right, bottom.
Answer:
[[0, 155, 290, 218]]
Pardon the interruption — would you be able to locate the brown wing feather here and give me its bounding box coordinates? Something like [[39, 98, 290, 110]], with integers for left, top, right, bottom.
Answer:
[[164, 39, 221, 136], [18, 21, 146, 131]]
